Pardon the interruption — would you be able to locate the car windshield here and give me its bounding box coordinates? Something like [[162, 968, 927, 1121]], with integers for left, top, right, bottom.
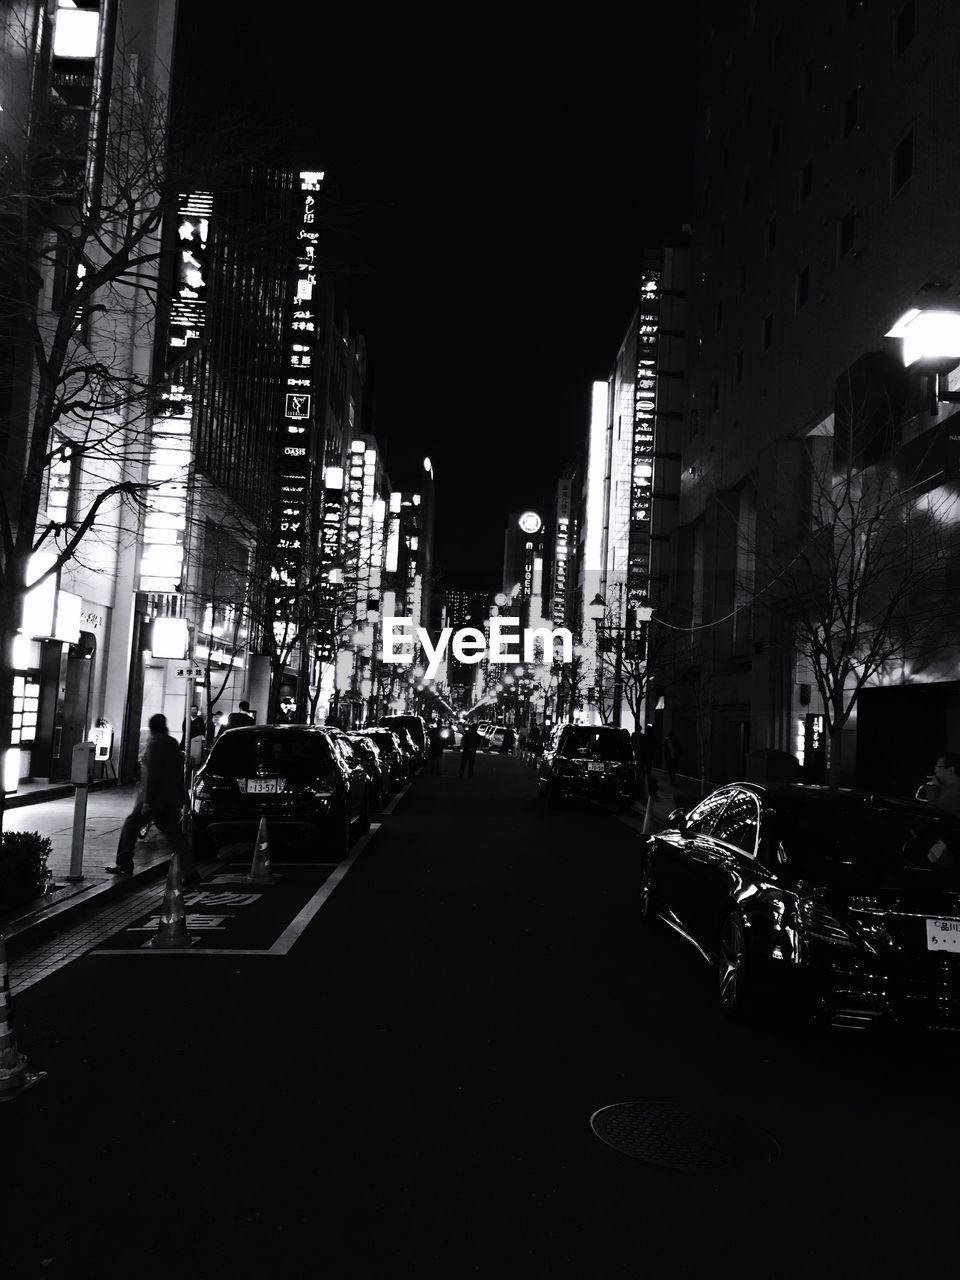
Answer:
[[560, 728, 633, 762], [207, 731, 335, 779], [775, 796, 960, 872]]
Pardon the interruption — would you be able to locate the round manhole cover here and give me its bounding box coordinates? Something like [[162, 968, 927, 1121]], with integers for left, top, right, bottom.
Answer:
[[590, 1101, 780, 1173]]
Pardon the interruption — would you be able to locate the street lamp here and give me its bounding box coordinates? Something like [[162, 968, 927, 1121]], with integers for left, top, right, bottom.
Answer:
[[886, 305, 960, 405]]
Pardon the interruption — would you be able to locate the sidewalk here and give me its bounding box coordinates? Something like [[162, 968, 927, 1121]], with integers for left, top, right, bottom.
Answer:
[[1, 785, 174, 941]]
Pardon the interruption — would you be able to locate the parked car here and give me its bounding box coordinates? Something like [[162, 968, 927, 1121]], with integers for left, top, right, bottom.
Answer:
[[537, 724, 638, 809], [345, 733, 387, 810], [485, 725, 515, 753], [640, 782, 960, 1030], [190, 726, 370, 861], [380, 714, 429, 765], [358, 728, 408, 789]]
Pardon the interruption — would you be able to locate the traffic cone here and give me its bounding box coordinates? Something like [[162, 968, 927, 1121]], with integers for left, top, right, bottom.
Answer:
[[0, 932, 45, 1099], [246, 816, 275, 886], [148, 853, 197, 949]]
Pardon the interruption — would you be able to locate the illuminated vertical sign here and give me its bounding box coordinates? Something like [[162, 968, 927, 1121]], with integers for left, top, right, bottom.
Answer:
[[139, 192, 211, 593], [272, 171, 325, 624], [629, 269, 661, 608]]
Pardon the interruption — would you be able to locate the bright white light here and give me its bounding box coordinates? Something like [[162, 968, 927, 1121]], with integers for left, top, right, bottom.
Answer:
[[350, 440, 365, 453], [518, 512, 542, 534], [423, 457, 432, 473], [3, 748, 20, 794], [152, 617, 188, 660], [22, 554, 57, 638], [886, 309, 960, 370], [582, 381, 609, 616], [53, 6, 100, 58]]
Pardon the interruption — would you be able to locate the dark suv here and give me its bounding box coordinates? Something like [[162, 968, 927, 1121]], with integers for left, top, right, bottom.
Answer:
[[537, 724, 638, 809], [190, 726, 370, 860], [380, 714, 429, 766]]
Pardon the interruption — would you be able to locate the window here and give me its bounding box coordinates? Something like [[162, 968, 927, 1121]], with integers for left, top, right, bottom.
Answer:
[[762, 312, 774, 350], [734, 350, 744, 384], [738, 263, 747, 296], [844, 85, 862, 136], [766, 216, 777, 254], [795, 266, 810, 311], [685, 790, 731, 837], [891, 129, 913, 194], [838, 207, 857, 258], [799, 158, 813, 202], [895, 0, 916, 57], [711, 790, 760, 856]]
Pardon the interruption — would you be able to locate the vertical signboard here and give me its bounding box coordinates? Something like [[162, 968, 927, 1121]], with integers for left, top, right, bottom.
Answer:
[[272, 172, 324, 641], [139, 192, 212, 594], [629, 269, 661, 610]]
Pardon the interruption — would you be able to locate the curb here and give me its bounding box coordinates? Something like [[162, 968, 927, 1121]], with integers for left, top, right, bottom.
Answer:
[[3, 774, 418, 952]]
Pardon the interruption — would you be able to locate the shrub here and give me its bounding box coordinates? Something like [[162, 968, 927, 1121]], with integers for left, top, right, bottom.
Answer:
[[0, 830, 54, 915]]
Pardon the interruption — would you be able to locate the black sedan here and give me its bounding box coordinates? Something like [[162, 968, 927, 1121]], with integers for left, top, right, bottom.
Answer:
[[537, 724, 638, 809], [640, 782, 960, 1030], [190, 726, 370, 861]]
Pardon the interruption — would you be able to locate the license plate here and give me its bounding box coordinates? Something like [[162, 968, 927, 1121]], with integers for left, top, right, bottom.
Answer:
[[926, 919, 960, 952], [588, 762, 605, 773], [243, 778, 281, 795]]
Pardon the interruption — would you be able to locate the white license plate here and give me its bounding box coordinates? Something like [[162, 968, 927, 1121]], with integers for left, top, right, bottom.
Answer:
[[588, 762, 605, 773], [243, 778, 281, 795], [926, 919, 960, 952]]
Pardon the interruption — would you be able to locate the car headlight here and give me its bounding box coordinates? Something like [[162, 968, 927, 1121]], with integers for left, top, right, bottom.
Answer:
[[800, 898, 856, 948]]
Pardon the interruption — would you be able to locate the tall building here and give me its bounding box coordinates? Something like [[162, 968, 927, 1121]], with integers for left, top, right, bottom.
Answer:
[[1, 0, 179, 790], [671, 1, 960, 789]]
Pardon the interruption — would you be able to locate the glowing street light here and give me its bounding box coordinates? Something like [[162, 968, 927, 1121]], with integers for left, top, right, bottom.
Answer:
[[886, 308, 960, 373]]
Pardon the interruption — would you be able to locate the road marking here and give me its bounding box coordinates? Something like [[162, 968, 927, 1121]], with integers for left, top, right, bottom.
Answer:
[[89, 823, 383, 958]]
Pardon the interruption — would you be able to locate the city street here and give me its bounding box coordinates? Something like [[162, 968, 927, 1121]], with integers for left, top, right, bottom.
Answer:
[[5, 753, 960, 1278]]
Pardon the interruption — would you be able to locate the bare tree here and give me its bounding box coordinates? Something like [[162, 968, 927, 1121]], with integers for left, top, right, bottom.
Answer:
[[745, 415, 954, 785], [0, 37, 185, 824]]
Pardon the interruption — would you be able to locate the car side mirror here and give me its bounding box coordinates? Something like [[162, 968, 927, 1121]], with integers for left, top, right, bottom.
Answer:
[[667, 806, 687, 833]]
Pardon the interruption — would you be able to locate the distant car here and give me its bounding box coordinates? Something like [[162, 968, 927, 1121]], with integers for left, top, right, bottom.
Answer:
[[345, 733, 388, 811], [190, 726, 371, 861], [640, 782, 960, 1030], [486, 726, 514, 753], [537, 724, 638, 809], [380, 714, 429, 765], [358, 728, 408, 790]]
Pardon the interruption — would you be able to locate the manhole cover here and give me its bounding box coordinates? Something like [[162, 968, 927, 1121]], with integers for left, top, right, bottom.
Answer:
[[590, 1101, 780, 1173]]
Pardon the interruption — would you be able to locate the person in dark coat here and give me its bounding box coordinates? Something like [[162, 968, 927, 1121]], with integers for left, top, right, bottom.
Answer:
[[106, 713, 198, 882], [499, 727, 516, 754], [226, 700, 256, 729], [429, 724, 445, 774], [459, 725, 481, 780], [664, 731, 682, 784], [180, 703, 205, 749]]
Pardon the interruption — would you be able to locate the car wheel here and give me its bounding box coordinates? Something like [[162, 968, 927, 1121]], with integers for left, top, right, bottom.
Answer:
[[638, 846, 659, 927], [718, 913, 766, 1023]]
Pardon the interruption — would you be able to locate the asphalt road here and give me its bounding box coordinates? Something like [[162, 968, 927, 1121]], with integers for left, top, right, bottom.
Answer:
[[5, 751, 960, 1278]]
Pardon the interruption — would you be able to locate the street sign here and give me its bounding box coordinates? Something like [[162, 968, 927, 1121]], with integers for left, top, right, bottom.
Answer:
[[174, 666, 204, 680]]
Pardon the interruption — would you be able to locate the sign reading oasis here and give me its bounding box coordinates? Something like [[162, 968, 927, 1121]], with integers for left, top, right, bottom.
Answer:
[[381, 618, 573, 679]]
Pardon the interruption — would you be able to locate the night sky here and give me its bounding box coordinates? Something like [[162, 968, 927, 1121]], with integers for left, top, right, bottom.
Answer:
[[173, 2, 704, 592]]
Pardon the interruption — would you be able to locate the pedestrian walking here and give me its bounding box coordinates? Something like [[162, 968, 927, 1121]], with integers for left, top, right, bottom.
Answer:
[[922, 752, 960, 868], [459, 725, 481, 779], [664, 730, 682, 785], [500, 727, 516, 755], [106, 713, 199, 883], [226, 699, 256, 729], [180, 702, 206, 749], [429, 724, 445, 774], [211, 709, 225, 737]]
